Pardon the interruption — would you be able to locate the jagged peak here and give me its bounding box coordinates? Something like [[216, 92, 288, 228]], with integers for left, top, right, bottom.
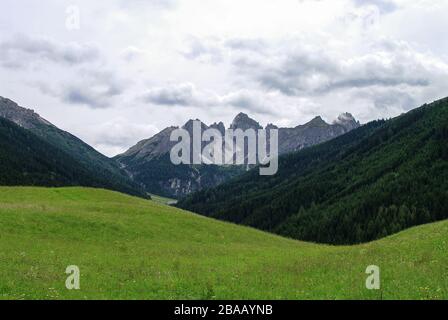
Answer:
[[230, 112, 262, 130], [333, 113, 360, 131], [182, 118, 206, 128], [209, 121, 225, 127], [306, 116, 329, 127], [209, 121, 226, 134], [0, 96, 53, 128], [336, 112, 356, 122]]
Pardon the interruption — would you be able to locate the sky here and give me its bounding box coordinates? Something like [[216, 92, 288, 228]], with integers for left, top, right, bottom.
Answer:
[[1, 0, 448, 156]]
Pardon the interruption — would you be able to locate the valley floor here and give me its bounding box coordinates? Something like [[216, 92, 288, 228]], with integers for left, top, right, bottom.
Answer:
[[0, 187, 446, 300]]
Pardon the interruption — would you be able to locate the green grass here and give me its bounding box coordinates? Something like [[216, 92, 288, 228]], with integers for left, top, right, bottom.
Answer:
[[0, 187, 447, 300]]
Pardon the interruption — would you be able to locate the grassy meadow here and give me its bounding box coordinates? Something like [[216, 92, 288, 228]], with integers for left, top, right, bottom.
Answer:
[[0, 187, 446, 300]]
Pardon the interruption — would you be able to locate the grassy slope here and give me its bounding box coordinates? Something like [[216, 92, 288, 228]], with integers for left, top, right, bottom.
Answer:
[[0, 187, 447, 300]]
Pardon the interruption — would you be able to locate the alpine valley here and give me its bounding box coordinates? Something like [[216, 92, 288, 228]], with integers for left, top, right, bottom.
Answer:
[[1, 95, 447, 299]]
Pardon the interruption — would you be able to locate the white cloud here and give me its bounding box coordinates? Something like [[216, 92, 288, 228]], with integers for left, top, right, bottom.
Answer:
[[1, 0, 448, 156]]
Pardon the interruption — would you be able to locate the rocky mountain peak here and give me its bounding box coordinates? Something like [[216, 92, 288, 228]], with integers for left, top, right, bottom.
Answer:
[[182, 119, 209, 137], [306, 116, 329, 127], [209, 122, 226, 135], [0, 96, 52, 129], [230, 112, 263, 130], [334, 113, 360, 131], [266, 123, 279, 130]]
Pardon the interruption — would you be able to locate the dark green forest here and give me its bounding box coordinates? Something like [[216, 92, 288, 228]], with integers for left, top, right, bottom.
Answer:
[[0, 117, 147, 198], [178, 98, 448, 244]]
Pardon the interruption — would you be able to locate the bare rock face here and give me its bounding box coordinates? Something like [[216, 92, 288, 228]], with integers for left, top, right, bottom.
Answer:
[[333, 113, 360, 131], [209, 122, 226, 135], [230, 112, 263, 131], [116, 112, 361, 198], [119, 126, 179, 160], [276, 114, 360, 155], [0, 96, 53, 129]]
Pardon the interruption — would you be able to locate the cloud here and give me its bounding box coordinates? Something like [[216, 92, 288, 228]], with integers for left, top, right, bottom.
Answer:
[[179, 32, 448, 122], [118, 0, 177, 10], [120, 46, 145, 62], [143, 83, 198, 106], [227, 37, 443, 97], [353, 0, 398, 14], [61, 72, 126, 109], [2, 0, 448, 149], [1, 34, 129, 110], [89, 118, 159, 151], [219, 90, 277, 115], [143, 83, 278, 115], [32, 68, 128, 109], [180, 36, 224, 63], [0, 35, 99, 69]]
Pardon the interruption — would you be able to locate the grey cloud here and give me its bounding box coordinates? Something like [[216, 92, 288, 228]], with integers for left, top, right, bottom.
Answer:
[[63, 87, 98, 106], [0, 35, 99, 69], [143, 82, 276, 116], [181, 37, 223, 63], [353, 87, 419, 114], [254, 52, 338, 96], [143, 83, 197, 106], [372, 91, 417, 111], [321, 77, 430, 93], [227, 38, 436, 96], [224, 38, 267, 51], [220, 90, 276, 115], [62, 83, 121, 109], [182, 37, 267, 64], [33, 68, 127, 109], [0, 34, 123, 110], [62, 77, 125, 109]]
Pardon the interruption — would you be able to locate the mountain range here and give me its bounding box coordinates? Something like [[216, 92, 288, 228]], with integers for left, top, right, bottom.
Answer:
[[1, 94, 448, 246], [0, 95, 359, 199], [115, 111, 360, 198]]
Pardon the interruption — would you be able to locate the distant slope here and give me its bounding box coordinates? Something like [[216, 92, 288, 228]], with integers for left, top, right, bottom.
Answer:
[[0, 117, 142, 193], [179, 97, 448, 245], [0, 187, 446, 300], [0, 96, 146, 197]]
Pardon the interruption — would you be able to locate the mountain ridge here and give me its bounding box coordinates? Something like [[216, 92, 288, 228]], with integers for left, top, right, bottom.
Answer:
[[115, 112, 360, 197], [0, 96, 147, 198], [178, 97, 448, 244]]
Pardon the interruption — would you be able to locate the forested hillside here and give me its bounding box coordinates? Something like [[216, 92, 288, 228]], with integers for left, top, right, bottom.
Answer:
[[178, 98, 448, 244], [0, 97, 147, 198], [0, 117, 147, 196]]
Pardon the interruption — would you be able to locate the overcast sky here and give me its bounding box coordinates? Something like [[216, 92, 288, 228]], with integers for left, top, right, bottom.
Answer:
[[1, 0, 448, 156]]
